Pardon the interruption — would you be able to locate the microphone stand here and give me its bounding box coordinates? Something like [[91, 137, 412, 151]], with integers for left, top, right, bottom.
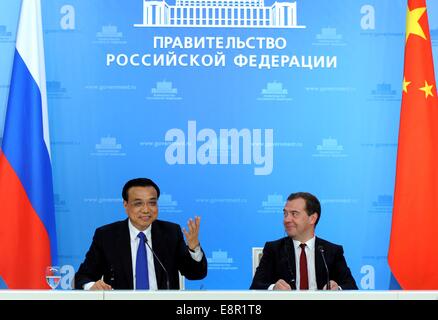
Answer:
[[284, 237, 296, 290], [318, 246, 330, 290], [145, 238, 170, 289]]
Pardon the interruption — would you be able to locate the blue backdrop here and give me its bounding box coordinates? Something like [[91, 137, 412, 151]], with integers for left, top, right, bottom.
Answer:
[[1, 0, 438, 290]]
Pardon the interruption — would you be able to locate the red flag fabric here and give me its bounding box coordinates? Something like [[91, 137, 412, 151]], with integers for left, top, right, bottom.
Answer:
[[388, 0, 438, 289]]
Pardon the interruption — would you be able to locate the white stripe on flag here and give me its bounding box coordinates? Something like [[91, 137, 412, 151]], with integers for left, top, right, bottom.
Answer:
[[15, 0, 51, 157]]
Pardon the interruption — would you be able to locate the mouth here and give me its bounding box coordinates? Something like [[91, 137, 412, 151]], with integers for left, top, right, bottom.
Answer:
[[139, 215, 152, 221]]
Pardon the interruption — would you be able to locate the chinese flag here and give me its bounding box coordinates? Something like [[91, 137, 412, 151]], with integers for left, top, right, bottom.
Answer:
[[388, 0, 438, 289]]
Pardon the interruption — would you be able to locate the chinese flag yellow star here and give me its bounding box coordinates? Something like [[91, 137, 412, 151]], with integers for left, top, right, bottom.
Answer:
[[402, 77, 411, 93], [419, 80, 434, 98], [406, 6, 426, 41]]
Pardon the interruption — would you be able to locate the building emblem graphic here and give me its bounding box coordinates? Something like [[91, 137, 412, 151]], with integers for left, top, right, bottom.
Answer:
[[158, 193, 182, 213], [207, 250, 238, 270], [313, 27, 346, 46], [369, 82, 399, 101], [312, 137, 347, 158], [91, 136, 126, 156], [147, 80, 182, 100], [97, 25, 123, 39], [432, 28, 438, 46], [257, 193, 284, 213], [0, 25, 12, 38], [258, 81, 292, 101], [94, 25, 126, 44], [134, 0, 305, 28], [369, 195, 393, 214]]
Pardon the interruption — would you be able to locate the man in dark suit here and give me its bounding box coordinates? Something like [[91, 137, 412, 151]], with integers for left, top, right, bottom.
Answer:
[[250, 192, 357, 290], [74, 178, 207, 290]]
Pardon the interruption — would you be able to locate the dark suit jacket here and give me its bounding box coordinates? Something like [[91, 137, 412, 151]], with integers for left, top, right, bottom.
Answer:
[[250, 236, 357, 290], [74, 219, 207, 289]]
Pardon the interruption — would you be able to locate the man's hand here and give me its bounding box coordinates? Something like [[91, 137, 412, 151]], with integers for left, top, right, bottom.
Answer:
[[323, 280, 340, 290], [90, 279, 112, 290], [273, 279, 292, 290], [182, 216, 201, 250]]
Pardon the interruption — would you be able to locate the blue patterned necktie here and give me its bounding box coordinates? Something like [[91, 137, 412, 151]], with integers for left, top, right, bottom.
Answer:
[[136, 232, 149, 289]]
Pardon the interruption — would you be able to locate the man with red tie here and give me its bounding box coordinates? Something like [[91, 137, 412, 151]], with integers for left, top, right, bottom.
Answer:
[[250, 192, 357, 290]]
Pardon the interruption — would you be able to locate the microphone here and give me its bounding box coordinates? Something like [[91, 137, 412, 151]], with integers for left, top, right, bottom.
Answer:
[[109, 265, 115, 288], [284, 238, 296, 290], [145, 238, 170, 290], [318, 245, 330, 290]]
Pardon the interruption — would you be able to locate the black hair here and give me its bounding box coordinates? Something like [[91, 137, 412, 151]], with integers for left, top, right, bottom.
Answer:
[[122, 178, 160, 201], [287, 192, 321, 226]]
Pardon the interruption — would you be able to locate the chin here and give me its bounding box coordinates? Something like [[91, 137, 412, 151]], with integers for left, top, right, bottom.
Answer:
[[138, 222, 151, 229], [286, 231, 296, 237]]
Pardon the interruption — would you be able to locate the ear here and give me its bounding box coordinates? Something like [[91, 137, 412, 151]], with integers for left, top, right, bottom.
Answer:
[[123, 200, 128, 210], [310, 213, 318, 225]]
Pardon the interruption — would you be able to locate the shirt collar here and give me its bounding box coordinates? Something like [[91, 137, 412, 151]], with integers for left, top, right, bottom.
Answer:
[[128, 219, 152, 241], [293, 236, 315, 250]]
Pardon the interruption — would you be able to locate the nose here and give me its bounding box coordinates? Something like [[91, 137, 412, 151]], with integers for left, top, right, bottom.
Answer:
[[139, 204, 150, 213]]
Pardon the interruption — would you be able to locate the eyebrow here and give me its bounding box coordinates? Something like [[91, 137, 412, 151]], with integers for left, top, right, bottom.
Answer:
[[283, 209, 301, 214]]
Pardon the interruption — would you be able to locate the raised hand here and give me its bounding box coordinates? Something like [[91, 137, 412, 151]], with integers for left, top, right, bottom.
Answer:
[[182, 216, 201, 250]]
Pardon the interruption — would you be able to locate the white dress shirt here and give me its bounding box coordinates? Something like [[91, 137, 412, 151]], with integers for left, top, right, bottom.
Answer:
[[129, 220, 158, 290], [293, 237, 317, 290]]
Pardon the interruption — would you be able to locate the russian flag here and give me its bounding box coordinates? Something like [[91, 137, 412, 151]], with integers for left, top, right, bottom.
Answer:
[[0, 0, 57, 288]]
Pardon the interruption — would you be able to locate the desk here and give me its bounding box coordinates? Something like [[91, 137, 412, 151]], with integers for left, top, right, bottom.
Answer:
[[0, 290, 437, 300]]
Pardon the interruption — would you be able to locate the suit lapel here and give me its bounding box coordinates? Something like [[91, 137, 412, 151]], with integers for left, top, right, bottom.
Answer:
[[151, 222, 166, 289], [283, 237, 296, 288], [116, 219, 133, 289], [314, 237, 326, 290]]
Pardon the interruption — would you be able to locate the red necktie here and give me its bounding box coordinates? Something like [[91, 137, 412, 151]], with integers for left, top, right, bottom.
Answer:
[[299, 243, 309, 290]]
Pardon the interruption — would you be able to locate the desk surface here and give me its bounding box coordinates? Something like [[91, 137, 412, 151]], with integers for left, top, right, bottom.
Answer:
[[0, 290, 437, 300]]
